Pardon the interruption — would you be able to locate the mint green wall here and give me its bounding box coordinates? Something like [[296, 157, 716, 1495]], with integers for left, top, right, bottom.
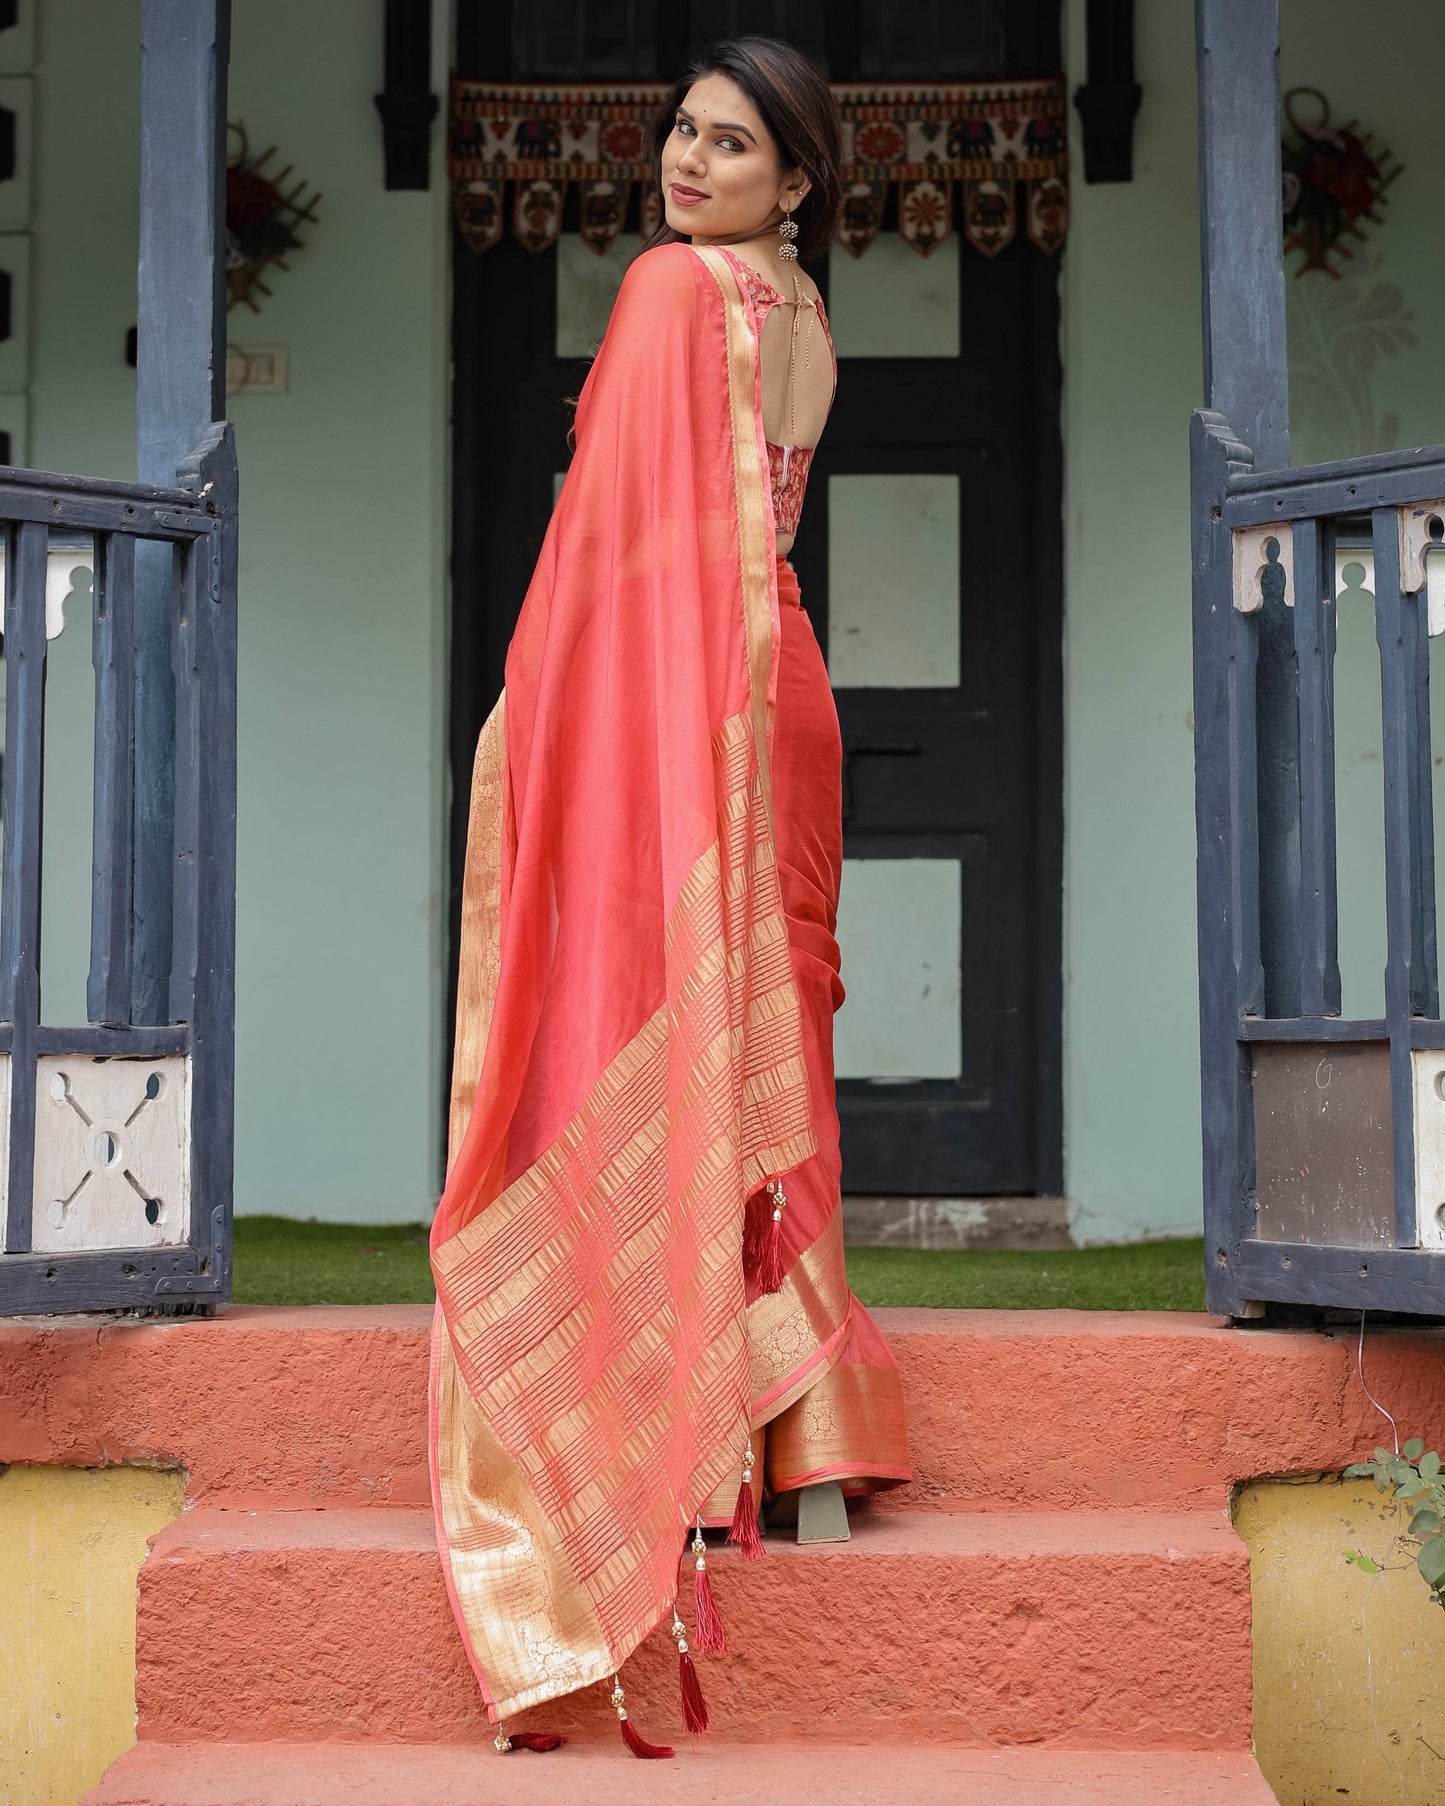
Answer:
[[32, 0, 450, 1222], [30, 1, 1443, 1240], [1061, 0, 1445, 1242], [1061, 0, 1203, 1242]]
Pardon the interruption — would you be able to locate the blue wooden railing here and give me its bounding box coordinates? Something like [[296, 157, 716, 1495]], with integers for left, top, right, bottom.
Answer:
[[0, 430, 237, 1312], [1193, 412, 1445, 1316]]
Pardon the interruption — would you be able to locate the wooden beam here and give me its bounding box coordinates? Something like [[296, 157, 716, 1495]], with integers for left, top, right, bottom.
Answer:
[[1372, 504, 1437, 1247], [1, 522, 48, 1253], [173, 423, 238, 1288], [133, 0, 229, 1026], [1191, 409, 1262, 1317], [1194, 0, 1288, 469], [137, 0, 228, 484], [374, 0, 438, 191], [88, 531, 137, 1026], [1073, 0, 1142, 183], [1196, 0, 1294, 1055], [1290, 517, 1341, 1017]]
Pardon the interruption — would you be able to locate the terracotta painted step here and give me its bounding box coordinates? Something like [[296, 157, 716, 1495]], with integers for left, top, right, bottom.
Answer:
[[11, 1300, 1445, 1509], [0, 1305, 432, 1508], [82, 1738, 1281, 1805], [7, 1302, 1443, 1513], [135, 1506, 1251, 1750]]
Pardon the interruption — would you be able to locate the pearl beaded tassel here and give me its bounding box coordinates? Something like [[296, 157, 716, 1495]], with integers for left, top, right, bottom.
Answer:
[[672, 1609, 711, 1734], [493, 1728, 564, 1755], [691, 1518, 728, 1653], [610, 1675, 673, 1760], [756, 1175, 788, 1294], [728, 1442, 766, 1559]]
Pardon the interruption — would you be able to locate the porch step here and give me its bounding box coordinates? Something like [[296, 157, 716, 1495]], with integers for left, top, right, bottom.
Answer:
[[9, 1303, 1444, 1512], [135, 1506, 1252, 1748], [81, 1739, 1281, 1805]]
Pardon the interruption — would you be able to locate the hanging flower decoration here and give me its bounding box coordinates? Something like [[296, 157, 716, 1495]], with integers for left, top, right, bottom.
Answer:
[[1281, 88, 1401, 279], [225, 123, 322, 313]]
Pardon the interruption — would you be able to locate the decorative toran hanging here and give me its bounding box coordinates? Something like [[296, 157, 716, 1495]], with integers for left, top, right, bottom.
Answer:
[[448, 77, 1068, 261]]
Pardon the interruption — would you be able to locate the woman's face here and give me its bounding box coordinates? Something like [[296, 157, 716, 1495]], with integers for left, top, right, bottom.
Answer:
[[660, 72, 808, 245]]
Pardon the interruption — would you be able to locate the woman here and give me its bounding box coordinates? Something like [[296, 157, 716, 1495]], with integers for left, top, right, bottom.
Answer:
[[430, 36, 911, 1757]]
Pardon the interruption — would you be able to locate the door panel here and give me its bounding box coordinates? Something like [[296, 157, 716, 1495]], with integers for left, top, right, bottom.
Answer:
[[802, 237, 1053, 1191], [826, 233, 961, 359], [827, 473, 961, 688], [834, 857, 963, 1080]]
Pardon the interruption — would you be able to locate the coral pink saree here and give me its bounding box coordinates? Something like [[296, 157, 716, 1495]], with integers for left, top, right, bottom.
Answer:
[[430, 239, 909, 1731]]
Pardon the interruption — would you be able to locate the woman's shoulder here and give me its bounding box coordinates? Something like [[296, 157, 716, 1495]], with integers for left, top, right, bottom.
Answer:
[[616, 240, 705, 307]]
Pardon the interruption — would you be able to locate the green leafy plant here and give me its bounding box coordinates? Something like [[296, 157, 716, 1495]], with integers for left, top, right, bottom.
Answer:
[[1343, 1440, 1445, 1606]]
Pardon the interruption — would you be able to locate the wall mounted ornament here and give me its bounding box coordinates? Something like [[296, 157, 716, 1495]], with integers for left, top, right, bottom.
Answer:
[[225, 122, 322, 312], [1281, 88, 1402, 279], [448, 77, 1069, 262]]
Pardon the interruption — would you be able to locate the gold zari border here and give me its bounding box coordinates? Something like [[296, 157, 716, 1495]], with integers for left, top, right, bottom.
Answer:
[[447, 692, 507, 1169], [694, 243, 778, 830], [765, 1349, 913, 1494], [748, 1208, 853, 1423]]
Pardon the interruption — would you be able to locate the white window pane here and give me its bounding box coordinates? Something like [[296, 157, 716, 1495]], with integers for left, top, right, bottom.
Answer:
[[828, 474, 960, 688], [826, 234, 959, 359], [555, 232, 642, 360], [834, 858, 961, 1079]]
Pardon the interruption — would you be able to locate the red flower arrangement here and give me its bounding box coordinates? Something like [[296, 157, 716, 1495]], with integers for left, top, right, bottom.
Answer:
[[225, 124, 322, 313], [1281, 88, 1401, 278]]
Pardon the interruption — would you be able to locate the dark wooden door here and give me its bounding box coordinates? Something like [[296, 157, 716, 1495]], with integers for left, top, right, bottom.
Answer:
[[450, 0, 1062, 1198]]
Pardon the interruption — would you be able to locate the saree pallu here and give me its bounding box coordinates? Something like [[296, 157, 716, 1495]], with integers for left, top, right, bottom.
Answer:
[[430, 241, 909, 1729]]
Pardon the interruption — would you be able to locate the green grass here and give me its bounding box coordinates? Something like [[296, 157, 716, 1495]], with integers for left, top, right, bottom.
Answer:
[[233, 1215, 1207, 1313], [233, 1216, 435, 1306], [845, 1238, 1207, 1312]]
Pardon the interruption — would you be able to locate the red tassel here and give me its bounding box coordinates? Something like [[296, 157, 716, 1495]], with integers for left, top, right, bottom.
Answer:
[[757, 1212, 786, 1293], [610, 1677, 674, 1760], [620, 1714, 675, 1760], [671, 1609, 711, 1735], [728, 1448, 765, 1559], [679, 1650, 710, 1734], [510, 1732, 564, 1752], [692, 1526, 728, 1654], [751, 1178, 787, 1294]]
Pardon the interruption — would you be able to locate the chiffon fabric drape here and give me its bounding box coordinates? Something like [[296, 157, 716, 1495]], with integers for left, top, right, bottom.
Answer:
[[430, 240, 909, 1729]]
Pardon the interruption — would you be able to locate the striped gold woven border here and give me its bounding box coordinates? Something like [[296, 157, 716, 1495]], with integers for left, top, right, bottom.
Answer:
[[748, 1207, 854, 1423], [765, 1340, 913, 1494], [447, 692, 507, 1169], [434, 704, 815, 1710]]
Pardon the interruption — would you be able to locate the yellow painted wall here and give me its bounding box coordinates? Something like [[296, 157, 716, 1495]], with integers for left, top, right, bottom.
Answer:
[[1237, 1475, 1445, 1805], [0, 1465, 184, 1806]]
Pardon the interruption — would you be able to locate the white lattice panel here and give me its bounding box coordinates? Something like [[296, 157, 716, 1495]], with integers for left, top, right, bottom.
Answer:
[[30, 1055, 190, 1252]]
